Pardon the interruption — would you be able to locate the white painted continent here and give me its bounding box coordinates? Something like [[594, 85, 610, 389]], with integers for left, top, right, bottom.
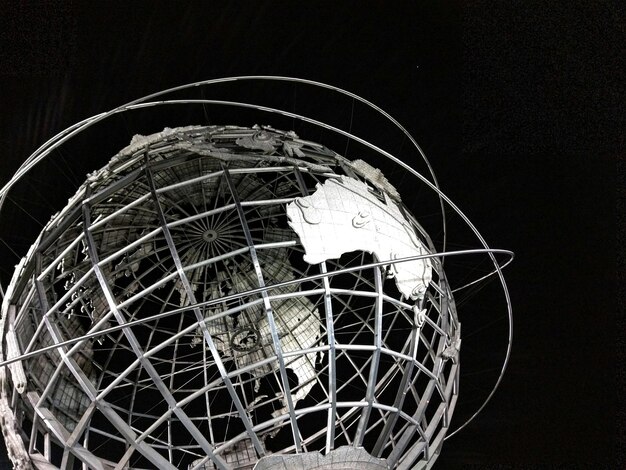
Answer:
[[287, 176, 432, 299]]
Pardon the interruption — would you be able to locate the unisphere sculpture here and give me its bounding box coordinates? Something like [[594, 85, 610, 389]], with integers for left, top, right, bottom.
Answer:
[[0, 78, 513, 470]]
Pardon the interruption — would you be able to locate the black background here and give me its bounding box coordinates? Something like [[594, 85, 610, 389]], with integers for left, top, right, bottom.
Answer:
[[0, 1, 620, 468]]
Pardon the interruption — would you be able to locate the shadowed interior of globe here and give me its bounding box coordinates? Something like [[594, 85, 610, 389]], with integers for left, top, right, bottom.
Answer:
[[2, 126, 459, 469]]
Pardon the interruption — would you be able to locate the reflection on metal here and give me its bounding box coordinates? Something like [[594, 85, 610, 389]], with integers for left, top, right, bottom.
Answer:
[[287, 176, 432, 300], [0, 77, 513, 470]]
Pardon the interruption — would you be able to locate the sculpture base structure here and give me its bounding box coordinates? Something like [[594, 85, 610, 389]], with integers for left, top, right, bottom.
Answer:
[[254, 446, 389, 470]]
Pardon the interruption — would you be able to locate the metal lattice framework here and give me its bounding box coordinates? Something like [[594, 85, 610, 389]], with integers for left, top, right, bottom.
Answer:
[[0, 78, 513, 470]]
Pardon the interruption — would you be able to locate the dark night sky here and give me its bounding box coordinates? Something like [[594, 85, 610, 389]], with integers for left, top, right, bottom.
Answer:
[[0, 1, 620, 468]]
